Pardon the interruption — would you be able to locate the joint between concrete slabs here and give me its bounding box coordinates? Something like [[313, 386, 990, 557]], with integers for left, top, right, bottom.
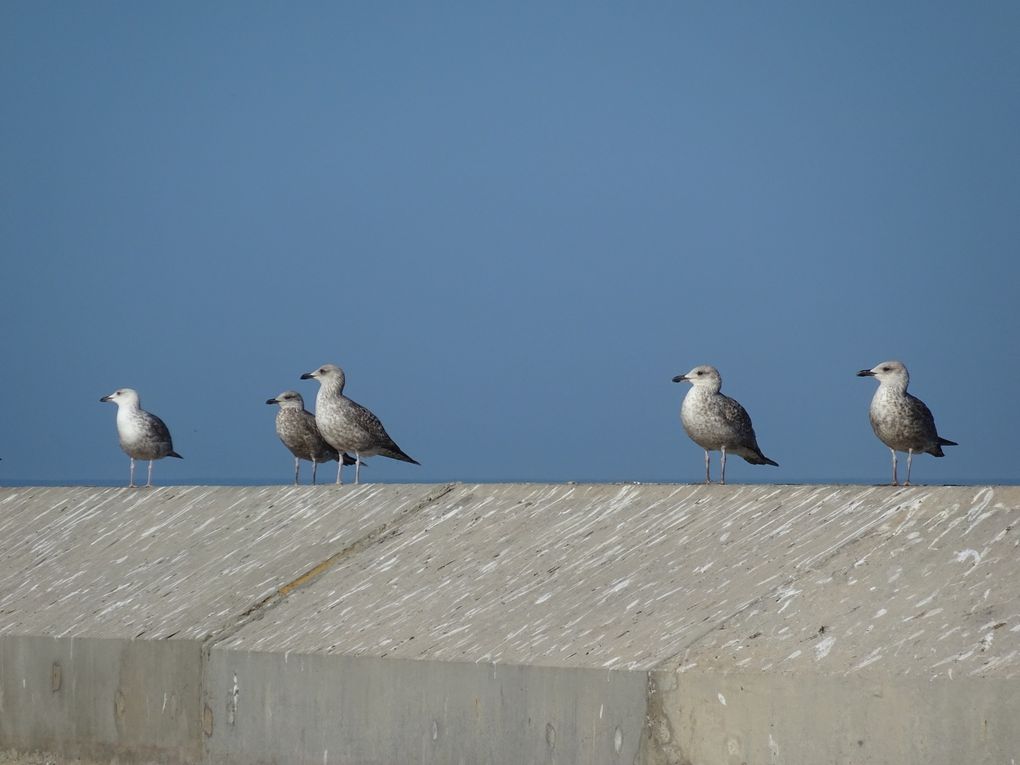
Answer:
[[190, 483, 459, 744], [198, 483, 458, 654]]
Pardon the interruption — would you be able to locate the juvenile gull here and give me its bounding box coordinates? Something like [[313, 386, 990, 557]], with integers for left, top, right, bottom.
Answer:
[[100, 388, 182, 487], [857, 360, 957, 486], [265, 390, 356, 485], [300, 363, 420, 484], [672, 365, 778, 484]]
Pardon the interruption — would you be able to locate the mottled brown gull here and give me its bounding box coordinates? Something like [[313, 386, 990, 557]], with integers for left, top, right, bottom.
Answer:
[[672, 365, 778, 484], [100, 388, 181, 487], [265, 390, 356, 485], [300, 363, 419, 485], [857, 360, 957, 486]]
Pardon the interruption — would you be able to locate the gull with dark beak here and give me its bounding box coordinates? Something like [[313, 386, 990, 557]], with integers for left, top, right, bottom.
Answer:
[[300, 364, 419, 485], [857, 360, 956, 485], [265, 390, 356, 485], [100, 388, 182, 487], [672, 365, 778, 484]]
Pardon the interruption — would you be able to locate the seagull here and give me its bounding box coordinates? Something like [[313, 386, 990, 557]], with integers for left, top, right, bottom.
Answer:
[[857, 360, 957, 486], [100, 388, 181, 487], [265, 390, 356, 485], [672, 365, 778, 484], [300, 364, 419, 484]]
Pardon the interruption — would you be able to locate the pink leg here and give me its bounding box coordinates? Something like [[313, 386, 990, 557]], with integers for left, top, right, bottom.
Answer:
[[720, 446, 728, 485], [905, 449, 914, 486], [890, 449, 898, 486], [704, 450, 711, 484]]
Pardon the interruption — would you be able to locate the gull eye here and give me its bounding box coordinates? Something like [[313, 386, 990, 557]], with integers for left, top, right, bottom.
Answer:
[[696, 371, 703, 376]]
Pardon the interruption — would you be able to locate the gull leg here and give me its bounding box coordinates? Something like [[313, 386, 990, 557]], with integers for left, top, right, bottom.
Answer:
[[890, 449, 898, 486], [336, 459, 344, 485], [704, 450, 711, 484], [355, 452, 362, 484], [147, 460, 154, 488], [905, 449, 914, 486], [312, 461, 318, 485], [720, 447, 728, 485], [129, 457, 136, 488], [294, 457, 300, 486]]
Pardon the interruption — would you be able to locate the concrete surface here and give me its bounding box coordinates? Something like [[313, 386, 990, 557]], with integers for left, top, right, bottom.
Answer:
[[1, 483, 1018, 764]]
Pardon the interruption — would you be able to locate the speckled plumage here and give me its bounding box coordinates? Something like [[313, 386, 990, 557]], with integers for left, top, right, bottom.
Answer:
[[100, 388, 181, 487], [300, 364, 419, 485], [672, 365, 778, 484], [265, 390, 355, 485], [857, 360, 957, 485]]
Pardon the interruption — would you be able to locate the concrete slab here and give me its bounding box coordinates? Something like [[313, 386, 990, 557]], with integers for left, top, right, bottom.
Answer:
[[2, 484, 1019, 765], [203, 650, 646, 765], [0, 634, 202, 764], [0, 485, 448, 640], [219, 483, 1011, 671], [671, 485, 1020, 678]]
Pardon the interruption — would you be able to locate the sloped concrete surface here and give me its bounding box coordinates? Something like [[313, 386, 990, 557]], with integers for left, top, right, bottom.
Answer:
[[0, 484, 447, 640], [1, 484, 1018, 764], [672, 485, 1020, 679], [219, 483, 1018, 674]]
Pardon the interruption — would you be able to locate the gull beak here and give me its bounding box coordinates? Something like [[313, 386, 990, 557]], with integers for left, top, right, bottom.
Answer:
[[671, 375, 688, 383], [99, 395, 112, 402], [856, 369, 875, 377], [265, 398, 277, 405], [300, 372, 314, 380]]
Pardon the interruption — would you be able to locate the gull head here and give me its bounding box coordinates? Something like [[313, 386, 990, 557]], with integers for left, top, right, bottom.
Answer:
[[300, 364, 346, 387], [266, 390, 305, 409], [857, 360, 909, 387], [672, 365, 722, 392], [99, 388, 140, 408]]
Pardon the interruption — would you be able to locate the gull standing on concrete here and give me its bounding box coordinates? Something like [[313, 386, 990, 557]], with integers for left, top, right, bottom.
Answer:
[[857, 360, 957, 486], [300, 364, 419, 484], [672, 365, 778, 484], [100, 388, 182, 487], [265, 390, 356, 485]]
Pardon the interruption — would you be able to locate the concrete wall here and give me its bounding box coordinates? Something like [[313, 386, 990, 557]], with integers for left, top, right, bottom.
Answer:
[[1, 484, 1018, 764]]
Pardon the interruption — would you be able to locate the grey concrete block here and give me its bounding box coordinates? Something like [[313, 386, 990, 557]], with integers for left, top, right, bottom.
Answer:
[[0, 635, 202, 764], [203, 651, 646, 765]]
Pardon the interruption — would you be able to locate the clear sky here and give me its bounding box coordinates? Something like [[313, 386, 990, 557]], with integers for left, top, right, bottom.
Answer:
[[1, 2, 1017, 485]]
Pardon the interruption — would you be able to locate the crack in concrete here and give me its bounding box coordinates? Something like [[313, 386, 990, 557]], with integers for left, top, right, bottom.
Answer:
[[199, 483, 458, 654]]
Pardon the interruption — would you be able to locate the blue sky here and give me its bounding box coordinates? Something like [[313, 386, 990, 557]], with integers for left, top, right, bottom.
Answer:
[[1, 2, 1017, 485]]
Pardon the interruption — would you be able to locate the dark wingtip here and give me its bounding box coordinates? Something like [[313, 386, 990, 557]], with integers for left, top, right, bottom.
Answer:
[[170, 451, 183, 459], [939, 438, 958, 447], [764, 457, 779, 467]]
